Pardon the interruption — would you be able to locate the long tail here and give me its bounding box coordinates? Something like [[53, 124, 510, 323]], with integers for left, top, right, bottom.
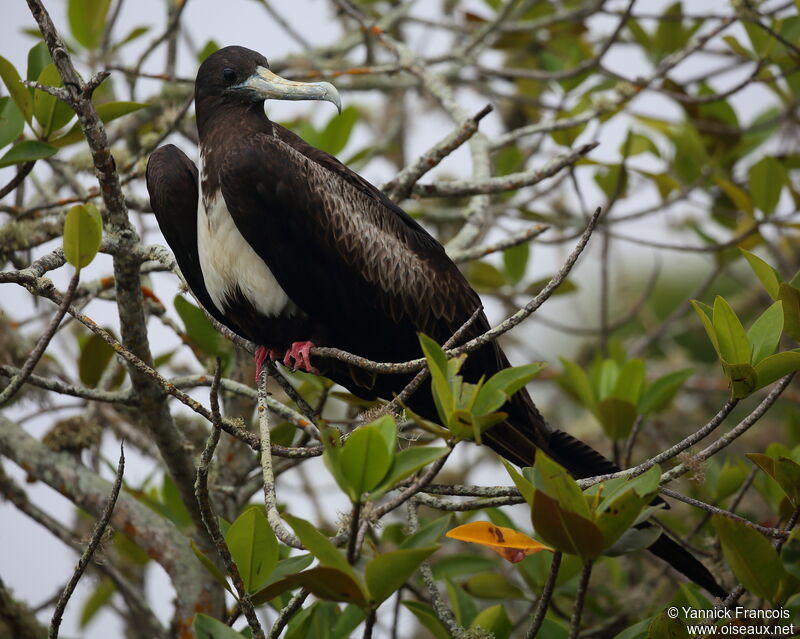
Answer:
[[483, 393, 727, 599]]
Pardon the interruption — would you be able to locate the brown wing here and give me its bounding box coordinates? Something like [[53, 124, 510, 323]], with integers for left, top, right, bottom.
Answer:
[[217, 129, 482, 363], [146, 144, 234, 331]]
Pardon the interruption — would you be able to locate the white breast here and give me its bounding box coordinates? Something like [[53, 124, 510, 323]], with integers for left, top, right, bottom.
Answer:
[[197, 154, 296, 318]]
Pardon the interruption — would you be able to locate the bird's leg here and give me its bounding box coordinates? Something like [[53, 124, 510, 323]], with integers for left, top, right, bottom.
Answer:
[[254, 345, 281, 382], [282, 341, 318, 374]]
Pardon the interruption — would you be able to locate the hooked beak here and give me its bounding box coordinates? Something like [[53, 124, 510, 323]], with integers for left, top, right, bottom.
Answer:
[[235, 66, 341, 113]]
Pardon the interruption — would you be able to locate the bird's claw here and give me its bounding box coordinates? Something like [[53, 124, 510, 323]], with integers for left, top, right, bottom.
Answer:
[[254, 345, 280, 382], [283, 341, 318, 374]]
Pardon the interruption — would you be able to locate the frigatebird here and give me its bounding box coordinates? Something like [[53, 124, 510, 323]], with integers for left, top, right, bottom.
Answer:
[[146, 46, 725, 597]]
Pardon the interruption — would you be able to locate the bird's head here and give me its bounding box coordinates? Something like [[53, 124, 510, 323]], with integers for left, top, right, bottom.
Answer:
[[195, 46, 341, 113]]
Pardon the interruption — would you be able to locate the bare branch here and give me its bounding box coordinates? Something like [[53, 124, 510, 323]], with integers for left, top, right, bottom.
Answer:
[[49, 444, 125, 639]]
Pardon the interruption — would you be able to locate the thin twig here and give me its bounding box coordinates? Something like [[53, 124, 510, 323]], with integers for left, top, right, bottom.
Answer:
[[269, 588, 309, 639], [660, 488, 788, 539], [0, 271, 79, 406], [195, 360, 264, 639], [407, 502, 461, 637], [525, 551, 562, 639], [49, 444, 125, 639], [660, 374, 794, 485], [257, 368, 303, 548], [568, 561, 593, 639], [579, 397, 738, 488]]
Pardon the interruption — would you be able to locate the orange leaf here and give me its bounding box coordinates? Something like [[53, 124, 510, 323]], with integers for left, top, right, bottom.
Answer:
[[445, 521, 553, 564]]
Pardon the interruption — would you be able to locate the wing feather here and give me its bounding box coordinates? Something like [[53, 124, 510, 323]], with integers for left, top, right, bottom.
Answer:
[[218, 131, 481, 360], [146, 144, 233, 330]]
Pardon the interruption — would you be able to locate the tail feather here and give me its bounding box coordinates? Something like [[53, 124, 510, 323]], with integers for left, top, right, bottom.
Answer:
[[485, 413, 726, 598], [647, 531, 727, 599]]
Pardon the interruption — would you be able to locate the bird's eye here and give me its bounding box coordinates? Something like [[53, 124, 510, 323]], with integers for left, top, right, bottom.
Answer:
[[222, 68, 236, 83]]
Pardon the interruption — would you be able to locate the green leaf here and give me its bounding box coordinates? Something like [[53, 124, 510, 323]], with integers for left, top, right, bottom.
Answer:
[[268, 553, 314, 583], [248, 554, 314, 605], [332, 605, 366, 639], [52, 101, 149, 147], [33, 63, 74, 138], [595, 486, 650, 549], [340, 424, 393, 499], [747, 301, 784, 365], [672, 121, 707, 184], [713, 514, 784, 601], [778, 283, 800, 342], [532, 489, 604, 560], [501, 459, 534, 507], [267, 566, 368, 607], [430, 554, 498, 580], [365, 546, 438, 604], [68, 0, 112, 50], [226, 507, 278, 593], [470, 604, 512, 639], [604, 525, 662, 557], [446, 580, 478, 628], [78, 332, 115, 387], [401, 601, 451, 639], [283, 515, 357, 581], [0, 97, 25, 149], [712, 459, 749, 502], [525, 275, 577, 297], [654, 2, 685, 55], [370, 446, 449, 499], [533, 451, 591, 518], [611, 358, 645, 404], [467, 261, 507, 290], [198, 39, 220, 63], [419, 333, 453, 425], [0, 139, 56, 167], [774, 457, 800, 507], [639, 369, 693, 415], [713, 296, 751, 365], [400, 515, 452, 550], [191, 540, 234, 596], [721, 360, 757, 398], [472, 362, 547, 415], [193, 613, 247, 638], [79, 577, 114, 628], [749, 156, 787, 216], [714, 176, 753, 216], [0, 56, 33, 124], [598, 397, 638, 440], [372, 414, 397, 456], [63, 203, 103, 270], [112, 25, 151, 52], [503, 242, 529, 284], [754, 351, 800, 389], [26, 43, 51, 94], [462, 572, 524, 599], [723, 34, 755, 59], [559, 357, 597, 415], [317, 106, 358, 155], [623, 131, 660, 157], [647, 611, 689, 638], [174, 295, 223, 359]]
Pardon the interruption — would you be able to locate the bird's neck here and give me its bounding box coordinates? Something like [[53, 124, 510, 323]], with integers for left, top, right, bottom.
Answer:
[[196, 98, 272, 142], [196, 99, 272, 199]]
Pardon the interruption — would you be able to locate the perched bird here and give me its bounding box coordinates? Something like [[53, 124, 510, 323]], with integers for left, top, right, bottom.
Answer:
[[146, 46, 725, 597]]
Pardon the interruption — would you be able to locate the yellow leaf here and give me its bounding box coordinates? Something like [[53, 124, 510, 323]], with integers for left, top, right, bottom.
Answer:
[[445, 521, 552, 564]]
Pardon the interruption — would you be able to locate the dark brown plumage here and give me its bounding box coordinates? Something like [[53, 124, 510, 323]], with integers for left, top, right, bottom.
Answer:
[[146, 46, 725, 598]]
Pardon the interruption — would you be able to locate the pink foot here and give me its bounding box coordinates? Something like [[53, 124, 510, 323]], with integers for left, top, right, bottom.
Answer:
[[282, 341, 318, 374], [254, 345, 280, 382]]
